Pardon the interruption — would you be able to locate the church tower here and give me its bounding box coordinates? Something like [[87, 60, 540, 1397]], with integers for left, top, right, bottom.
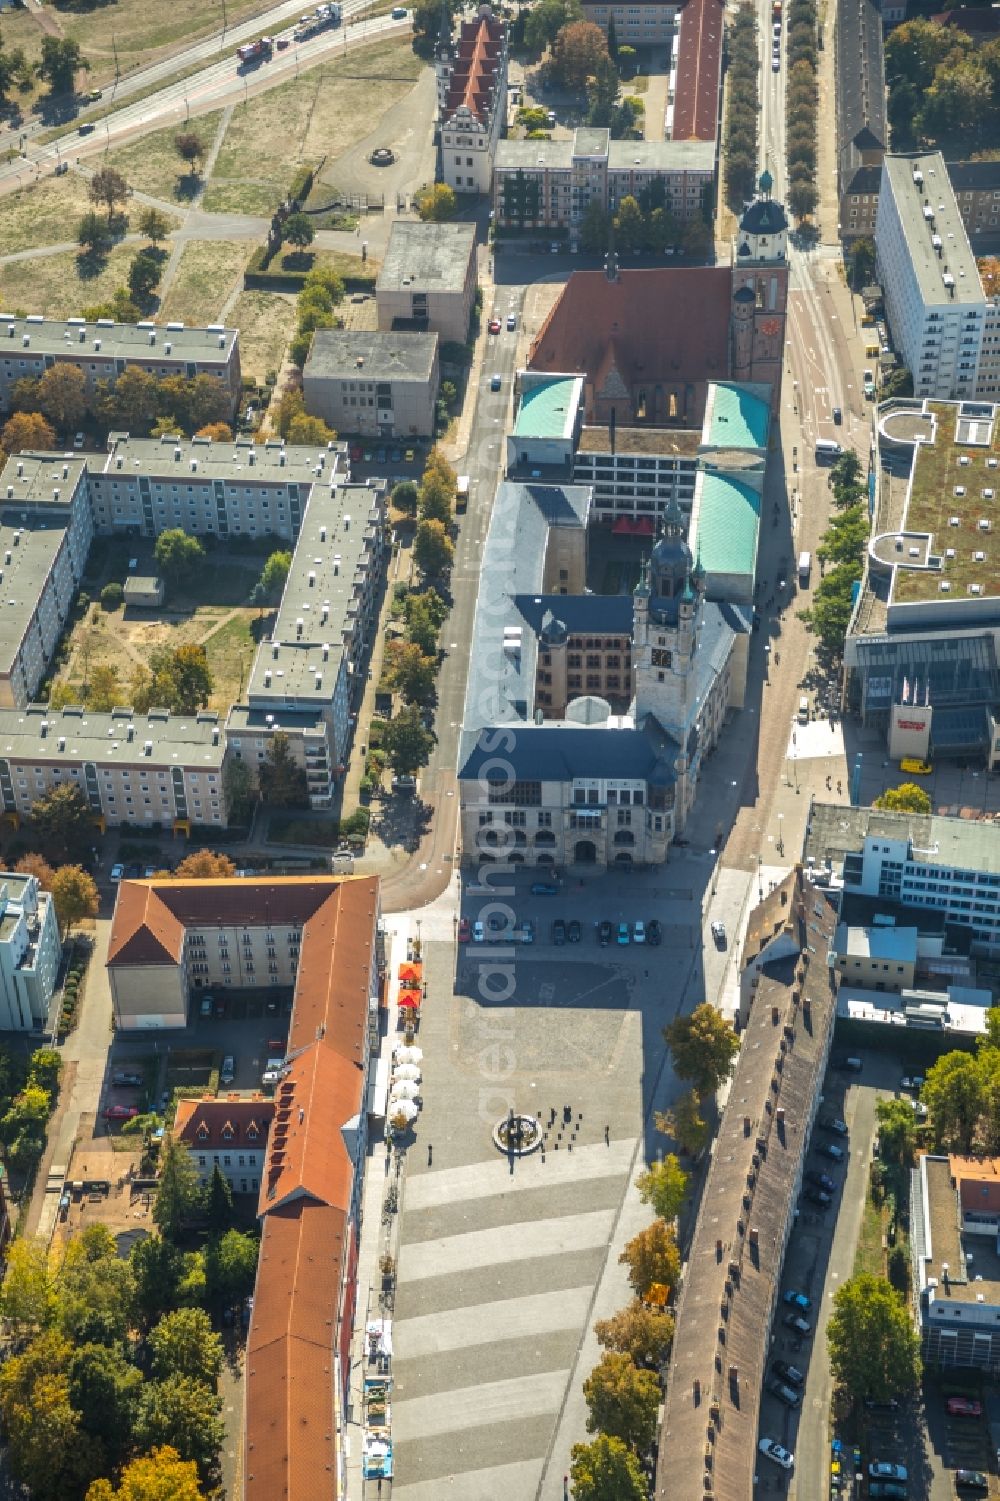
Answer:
[[633, 496, 706, 741], [731, 170, 790, 411]]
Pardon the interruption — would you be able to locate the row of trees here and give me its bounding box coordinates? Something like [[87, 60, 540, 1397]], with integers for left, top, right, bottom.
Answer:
[[797, 450, 867, 655], [909, 1007, 1000, 1154], [286, 263, 347, 372], [0, 1046, 62, 1175], [0, 1131, 259, 1500], [785, 0, 819, 221], [724, 5, 759, 209], [2, 366, 232, 450], [0, 30, 85, 104], [578, 181, 711, 258], [886, 20, 1000, 149]]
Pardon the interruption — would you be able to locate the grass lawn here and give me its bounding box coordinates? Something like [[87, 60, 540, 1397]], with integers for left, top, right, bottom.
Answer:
[[854, 1189, 887, 1278], [226, 289, 298, 382], [158, 240, 254, 327], [201, 612, 258, 706], [102, 112, 224, 204], [0, 244, 136, 318], [202, 36, 424, 215], [50, 0, 272, 91], [1, 174, 104, 256], [631, 74, 650, 93]]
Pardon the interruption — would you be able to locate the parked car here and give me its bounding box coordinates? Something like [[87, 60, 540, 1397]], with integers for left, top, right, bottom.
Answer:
[[869, 1463, 908, 1482], [404, 448, 415, 462], [220, 1055, 235, 1085], [552, 919, 566, 945], [506, 313, 517, 330], [531, 881, 559, 895], [633, 920, 645, 944], [458, 917, 471, 943], [782, 1289, 812, 1311], [955, 1472, 989, 1493], [817, 1142, 845, 1161], [110, 863, 125, 881], [947, 1397, 982, 1418], [782, 1312, 811, 1335], [803, 1186, 831, 1208], [833, 406, 842, 424], [647, 919, 662, 946], [819, 1116, 849, 1136], [617, 922, 630, 945], [103, 1105, 139, 1121], [710, 920, 726, 945], [73, 431, 86, 449], [899, 1075, 925, 1092], [864, 1398, 900, 1413], [869, 1485, 907, 1500], [490, 372, 502, 391], [767, 1379, 801, 1408], [912, 1100, 928, 1120], [567, 919, 581, 943], [771, 1359, 805, 1387], [758, 1438, 794, 1471], [834, 1055, 863, 1071], [599, 920, 613, 946], [199, 995, 213, 1017], [805, 1169, 835, 1193], [112, 1071, 143, 1088], [488, 318, 501, 334], [472, 921, 485, 942]]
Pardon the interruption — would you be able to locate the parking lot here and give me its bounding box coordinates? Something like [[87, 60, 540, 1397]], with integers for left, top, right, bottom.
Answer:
[[757, 1047, 1000, 1500]]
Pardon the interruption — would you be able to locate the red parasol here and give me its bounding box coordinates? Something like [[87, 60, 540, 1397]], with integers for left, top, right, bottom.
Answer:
[[397, 988, 422, 1010]]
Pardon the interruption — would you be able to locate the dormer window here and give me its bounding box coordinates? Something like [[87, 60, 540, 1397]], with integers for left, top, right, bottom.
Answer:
[[222, 1123, 235, 1141]]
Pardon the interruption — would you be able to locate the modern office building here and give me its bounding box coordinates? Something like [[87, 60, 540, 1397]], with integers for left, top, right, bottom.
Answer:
[[436, 6, 508, 195], [845, 397, 1000, 759], [912, 1153, 1000, 1370], [0, 870, 60, 1031], [804, 801, 1000, 956], [376, 220, 478, 344], [303, 329, 439, 439], [494, 129, 714, 236], [875, 152, 1000, 400], [835, 0, 886, 243], [0, 315, 241, 417], [0, 705, 228, 830]]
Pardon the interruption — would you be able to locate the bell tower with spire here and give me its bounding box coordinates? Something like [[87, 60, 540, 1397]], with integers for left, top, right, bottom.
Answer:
[[730, 169, 789, 411], [633, 498, 706, 741]]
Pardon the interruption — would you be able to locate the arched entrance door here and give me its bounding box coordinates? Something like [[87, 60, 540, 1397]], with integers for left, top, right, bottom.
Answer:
[[574, 839, 597, 864]]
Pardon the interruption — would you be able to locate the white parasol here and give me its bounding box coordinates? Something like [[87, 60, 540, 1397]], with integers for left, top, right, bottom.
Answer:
[[389, 1079, 420, 1100], [389, 1098, 419, 1124], [393, 1062, 422, 1083], [394, 1045, 424, 1065]]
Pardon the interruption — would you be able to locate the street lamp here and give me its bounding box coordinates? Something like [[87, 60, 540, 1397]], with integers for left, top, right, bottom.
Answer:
[[777, 814, 784, 858]]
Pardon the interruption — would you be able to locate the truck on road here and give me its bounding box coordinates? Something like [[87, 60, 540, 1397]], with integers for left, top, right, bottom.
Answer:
[[798, 550, 811, 586], [293, 4, 341, 39], [237, 36, 274, 67]]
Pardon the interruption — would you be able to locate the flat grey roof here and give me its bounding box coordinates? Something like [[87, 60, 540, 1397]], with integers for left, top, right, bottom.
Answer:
[[100, 434, 347, 488], [0, 517, 68, 679], [0, 705, 226, 767], [304, 329, 439, 383], [495, 138, 575, 170], [247, 639, 343, 703], [0, 314, 237, 363], [577, 424, 701, 457], [607, 138, 715, 171], [835, 921, 918, 960], [377, 220, 476, 296], [805, 799, 1000, 877], [573, 127, 609, 157], [496, 133, 715, 173], [883, 152, 984, 306], [0, 451, 88, 509]]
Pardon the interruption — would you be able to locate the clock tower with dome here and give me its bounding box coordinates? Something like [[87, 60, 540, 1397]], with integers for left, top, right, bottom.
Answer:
[[731, 169, 790, 409]]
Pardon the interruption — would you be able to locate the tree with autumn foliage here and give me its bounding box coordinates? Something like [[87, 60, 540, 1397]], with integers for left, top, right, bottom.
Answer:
[[2, 410, 56, 453], [619, 1218, 680, 1300], [583, 1351, 660, 1450], [14, 853, 55, 890], [594, 1299, 674, 1367], [85, 1445, 205, 1501], [174, 850, 236, 879], [552, 20, 610, 90]]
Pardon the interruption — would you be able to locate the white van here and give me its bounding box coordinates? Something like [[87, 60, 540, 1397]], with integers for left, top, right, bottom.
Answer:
[[798, 697, 809, 723], [456, 475, 470, 512], [815, 438, 842, 460]]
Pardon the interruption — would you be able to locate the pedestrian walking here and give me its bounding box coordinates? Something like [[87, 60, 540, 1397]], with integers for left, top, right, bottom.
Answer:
[[604, 1125, 610, 1145], [427, 1143, 433, 1167]]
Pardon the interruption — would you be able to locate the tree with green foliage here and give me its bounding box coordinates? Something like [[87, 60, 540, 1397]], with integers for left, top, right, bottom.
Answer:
[[405, 588, 447, 656], [205, 1228, 259, 1305], [138, 207, 171, 245], [69, 1342, 142, 1478], [594, 1298, 674, 1367], [58, 1226, 134, 1347], [524, 0, 583, 55], [36, 35, 86, 95], [664, 1002, 739, 1096], [29, 783, 94, 862], [128, 250, 162, 306], [580, 198, 611, 252], [159, 644, 213, 713], [613, 194, 645, 253], [174, 130, 206, 175], [797, 559, 861, 655], [0, 1237, 58, 1337], [154, 528, 205, 583], [570, 1435, 649, 1501], [415, 182, 457, 221], [283, 211, 315, 250], [656, 1088, 710, 1158], [89, 165, 129, 225], [852, 236, 875, 288], [258, 730, 308, 808], [418, 468, 454, 526], [874, 782, 932, 814], [382, 704, 435, 776], [28, 1048, 62, 1095], [883, 366, 914, 399], [385, 640, 438, 705], [223, 757, 256, 824], [635, 1153, 688, 1222], [0, 30, 28, 107], [149, 1307, 224, 1389], [818, 503, 869, 567], [257, 549, 292, 604], [876, 1096, 918, 1167], [923, 1050, 985, 1152], [0, 1330, 83, 1501], [205, 1164, 234, 1233], [827, 1273, 921, 1403], [414, 517, 454, 578], [829, 448, 863, 498], [129, 1235, 185, 1329], [78, 211, 111, 255], [588, 53, 620, 127], [619, 1218, 680, 1299], [135, 1374, 224, 1480], [583, 1350, 660, 1450], [154, 1135, 204, 1242]]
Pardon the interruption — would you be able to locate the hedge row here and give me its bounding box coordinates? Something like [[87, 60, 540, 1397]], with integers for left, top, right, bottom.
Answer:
[[243, 245, 376, 294]]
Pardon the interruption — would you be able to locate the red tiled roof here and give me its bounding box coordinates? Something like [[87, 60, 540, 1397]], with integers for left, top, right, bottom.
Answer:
[[529, 267, 733, 393], [672, 0, 724, 141], [106, 882, 185, 966], [951, 1155, 1000, 1216], [245, 1202, 349, 1501], [174, 1095, 275, 1152], [261, 1046, 365, 1216], [443, 13, 505, 123]]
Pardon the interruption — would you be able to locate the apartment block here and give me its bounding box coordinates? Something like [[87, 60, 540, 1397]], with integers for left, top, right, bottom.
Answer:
[[835, 0, 886, 243], [303, 329, 439, 439], [582, 0, 678, 47], [376, 220, 478, 344], [0, 705, 228, 830], [436, 7, 508, 195], [0, 316, 241, 417], [0, 870, 60, 1031], [494, 130, 714, 236], [875, 152, 1000, 400]]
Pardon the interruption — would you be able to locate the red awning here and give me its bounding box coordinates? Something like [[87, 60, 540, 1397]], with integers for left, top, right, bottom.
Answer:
[[611, 516, 656, 536]]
